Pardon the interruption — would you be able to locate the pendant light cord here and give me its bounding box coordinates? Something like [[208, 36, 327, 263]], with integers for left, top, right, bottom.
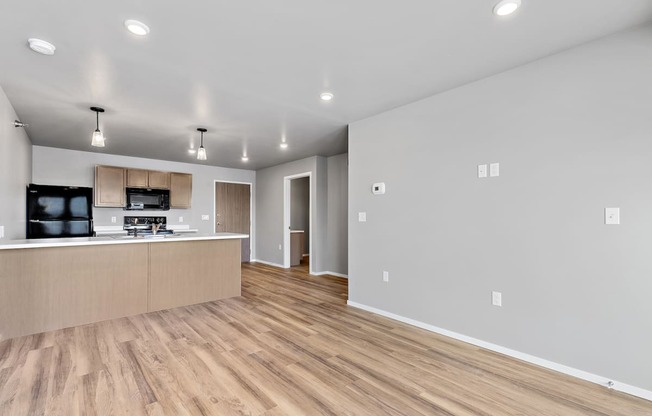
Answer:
[[96, 110, 99, 130]]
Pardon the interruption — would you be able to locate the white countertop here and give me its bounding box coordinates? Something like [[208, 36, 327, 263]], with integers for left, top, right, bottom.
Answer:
[[0, 233, 249, 250]]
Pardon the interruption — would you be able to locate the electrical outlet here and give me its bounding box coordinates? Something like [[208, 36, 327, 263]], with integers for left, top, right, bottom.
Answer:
[[278, 244, 282, 250], [179, 216, 184, 223], [111, 216, 116, 223], [492, 291, 502, 307], [383, 271, 389, 282], [605, 208, 620, 225], [358, 212, 367, 222], [0, 226, 4, 239], [201, 215, 209, 221]]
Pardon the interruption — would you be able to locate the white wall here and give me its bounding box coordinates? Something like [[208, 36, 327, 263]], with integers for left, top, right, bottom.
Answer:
[[0, 85, 32, 239], [349, 24, 652, 393], [32, 146, 255, 243]]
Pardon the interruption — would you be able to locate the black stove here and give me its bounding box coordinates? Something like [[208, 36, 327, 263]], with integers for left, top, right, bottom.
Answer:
[[123, 216, 173, 235]]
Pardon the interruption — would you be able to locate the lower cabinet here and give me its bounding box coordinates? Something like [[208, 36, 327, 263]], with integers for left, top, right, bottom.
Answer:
[[290, 231, 305, 266], [0, 239, 242, 341]]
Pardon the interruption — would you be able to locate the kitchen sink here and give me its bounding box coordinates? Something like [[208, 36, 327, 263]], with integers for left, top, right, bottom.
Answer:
[[112, 233, 182, 240]]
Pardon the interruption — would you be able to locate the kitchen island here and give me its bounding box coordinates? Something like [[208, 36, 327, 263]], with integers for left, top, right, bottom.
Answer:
[[0, 233, 247, 340]]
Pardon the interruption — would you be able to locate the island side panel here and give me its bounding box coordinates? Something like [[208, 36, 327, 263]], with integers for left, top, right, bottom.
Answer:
[[0, 244, 149, 341], [148, 239, 241, 312]]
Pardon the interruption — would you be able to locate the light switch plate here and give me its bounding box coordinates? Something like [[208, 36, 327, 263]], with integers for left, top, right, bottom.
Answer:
[[605, 208, 620, 225], [358, 212, 367, 222], [492, 291, 502, 307], [490, 163, 500, 177], [383, 271, 389, 282], [201, 215, 210, 221], [478, 164, 488, 178], [0, 226, 4, 239], [111, 216, 117, 223], [179, 216, 184, 223]]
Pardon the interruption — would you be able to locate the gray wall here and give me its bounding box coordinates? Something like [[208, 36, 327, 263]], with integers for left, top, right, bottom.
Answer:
[[255, 156, 325, 270], [0, 85, 32, 240], [326, 153, 348, 275], [32, 146, 256, 243], [290, 177, 310, 254], [348, 25, 652, 391], [255, 154, 347, 274]]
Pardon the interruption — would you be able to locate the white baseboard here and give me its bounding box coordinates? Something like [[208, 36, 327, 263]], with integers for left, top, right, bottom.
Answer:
[[251, 259, 285, 268], [311, 271, 348, 279], [346, 300, 652, 402]]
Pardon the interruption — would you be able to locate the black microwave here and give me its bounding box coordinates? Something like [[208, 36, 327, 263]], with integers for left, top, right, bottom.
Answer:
[[125, 188, 170, 211]]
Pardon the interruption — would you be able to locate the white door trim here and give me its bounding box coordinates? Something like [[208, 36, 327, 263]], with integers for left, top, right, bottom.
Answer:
[[283, 172, 312, 274]]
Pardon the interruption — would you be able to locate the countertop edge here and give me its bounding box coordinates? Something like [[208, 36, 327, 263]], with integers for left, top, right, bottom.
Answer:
[[0, 233, 249, 250]]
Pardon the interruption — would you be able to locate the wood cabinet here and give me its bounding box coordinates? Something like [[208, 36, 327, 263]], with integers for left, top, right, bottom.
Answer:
[[96, 165, 190, 209], [126, 168, 149, 187], [170, 172, 192, 208], [0, 238, 242, 340], [290, 231, 305, 266], [94, 165, 126, 207], [148, 170, 171, 189], [127, 169, 170, 189]]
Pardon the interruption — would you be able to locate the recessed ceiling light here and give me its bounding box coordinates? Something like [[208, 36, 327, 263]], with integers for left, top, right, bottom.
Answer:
[[242, 156, 249, 162], [320, 92, 334, 101], [493, 0, 521, 16], [280, 142, 288, 149], [124, 20, 150, 36], [28, 38, 56, 55]]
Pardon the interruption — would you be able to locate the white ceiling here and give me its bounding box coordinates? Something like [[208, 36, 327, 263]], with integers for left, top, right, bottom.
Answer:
[[1, 1, 652, 169]]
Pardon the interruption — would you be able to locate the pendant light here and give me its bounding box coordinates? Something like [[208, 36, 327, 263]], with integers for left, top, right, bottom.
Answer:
[[90, 107, 106, 147], [197, 128, 207, 160]]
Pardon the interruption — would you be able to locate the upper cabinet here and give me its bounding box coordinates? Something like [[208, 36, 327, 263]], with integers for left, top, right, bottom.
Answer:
[[127, 169, 170, 189], [148, 171, 171, 189], [170, 173, 192, 208], [95, 165, 191, 209], [94, 165, 126, 207]]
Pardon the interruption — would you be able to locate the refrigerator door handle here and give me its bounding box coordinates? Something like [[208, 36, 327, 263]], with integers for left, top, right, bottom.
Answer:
[[29, 219, 41, 223]]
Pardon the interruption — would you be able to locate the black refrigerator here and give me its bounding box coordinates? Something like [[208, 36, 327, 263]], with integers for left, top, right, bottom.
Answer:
[[26, 184, 94, 239]]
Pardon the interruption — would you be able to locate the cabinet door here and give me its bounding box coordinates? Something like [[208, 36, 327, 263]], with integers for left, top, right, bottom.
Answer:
[[95, 166, 126, 207], [148, 171, 171, 189], [126, 169, 149, 188], [170, 173, 192, 208]]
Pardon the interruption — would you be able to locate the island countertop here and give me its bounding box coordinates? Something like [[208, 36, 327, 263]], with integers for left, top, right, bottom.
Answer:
[[0, 232, 249, 250]]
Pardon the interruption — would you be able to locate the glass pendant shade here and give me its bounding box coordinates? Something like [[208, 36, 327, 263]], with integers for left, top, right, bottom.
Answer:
[[91, 129, 105, 147], [196, 128, 208, 160], [197, 146, 207, 160], [90, 107, 106, 147]]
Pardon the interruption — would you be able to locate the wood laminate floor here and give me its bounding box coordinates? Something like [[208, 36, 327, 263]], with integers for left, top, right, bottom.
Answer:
[[0, 262, 650, 415]]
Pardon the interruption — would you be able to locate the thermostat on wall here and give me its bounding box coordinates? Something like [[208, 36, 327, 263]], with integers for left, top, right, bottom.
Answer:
[[372, 182, 386, 195]]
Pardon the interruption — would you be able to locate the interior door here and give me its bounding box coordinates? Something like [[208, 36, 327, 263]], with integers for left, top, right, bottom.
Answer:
[[215, 182, 251, 262]]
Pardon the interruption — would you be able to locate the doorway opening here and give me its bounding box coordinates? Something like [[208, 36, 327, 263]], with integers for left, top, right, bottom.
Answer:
[[214, 181, 253, 262], [283, 172, 312, 274]]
